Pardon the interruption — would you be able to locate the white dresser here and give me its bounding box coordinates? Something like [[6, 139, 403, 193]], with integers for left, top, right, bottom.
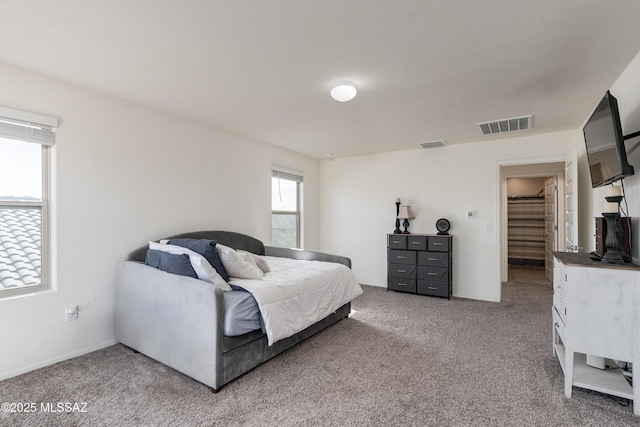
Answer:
[[552, 252, 640, 415]]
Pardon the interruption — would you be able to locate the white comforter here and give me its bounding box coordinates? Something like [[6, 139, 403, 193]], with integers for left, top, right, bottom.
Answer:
[[228, 256, 363, 345]]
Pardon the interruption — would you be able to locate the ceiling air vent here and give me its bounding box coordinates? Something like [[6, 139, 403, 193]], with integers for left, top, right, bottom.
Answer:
[[476, 115, 533, 135], [417, 140, 447, 149]]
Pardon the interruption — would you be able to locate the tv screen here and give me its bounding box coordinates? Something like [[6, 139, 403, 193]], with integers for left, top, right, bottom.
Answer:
[[583, 91, 635, 188]]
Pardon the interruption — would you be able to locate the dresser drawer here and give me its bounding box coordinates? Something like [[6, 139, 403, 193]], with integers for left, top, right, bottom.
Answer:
[[417, 251, 449, 267], [552, 305, 566, 346], [428, 237, 450, 252], [407, 236, 427, 251], [388, 235, 406, 249], [388, 263, 416, 278], [417, 280, 449, 298], [388, 277, 417, 293], [417, 266, 448, 282], [388, 250, 416, 264]]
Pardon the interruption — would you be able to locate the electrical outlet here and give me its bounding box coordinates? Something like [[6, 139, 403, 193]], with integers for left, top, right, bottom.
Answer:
[[66, 306, 78, 322]]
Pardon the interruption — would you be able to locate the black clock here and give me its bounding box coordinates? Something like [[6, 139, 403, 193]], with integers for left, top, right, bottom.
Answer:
[[436, 218, 451, 235]]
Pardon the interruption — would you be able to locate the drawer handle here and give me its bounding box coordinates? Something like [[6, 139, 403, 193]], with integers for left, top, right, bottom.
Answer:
[[428, 286, 438, 290], [398, 269, 407, 273], [428, 272, 438, 276], [411, 241, 422, 244], [397, 256, 406, 259], [433, 242, 443, 246], [428, 257, 438, 261], [392, 240, 402, 244], [397, 283, 407, 286]]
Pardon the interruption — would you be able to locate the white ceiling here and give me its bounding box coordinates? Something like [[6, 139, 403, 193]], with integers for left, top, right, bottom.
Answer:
[[2, 0, 640, 159]]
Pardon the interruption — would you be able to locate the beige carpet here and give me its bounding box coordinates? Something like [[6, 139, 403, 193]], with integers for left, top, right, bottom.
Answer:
[[1, 282, 636, 426]]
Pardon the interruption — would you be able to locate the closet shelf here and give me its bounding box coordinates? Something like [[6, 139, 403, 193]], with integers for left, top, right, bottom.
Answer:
[[508, 194, 545, 266]]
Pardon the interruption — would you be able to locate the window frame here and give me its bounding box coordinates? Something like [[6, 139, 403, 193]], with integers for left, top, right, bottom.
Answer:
[[0, 107, 55, 299], [271, 168, 303, 249]]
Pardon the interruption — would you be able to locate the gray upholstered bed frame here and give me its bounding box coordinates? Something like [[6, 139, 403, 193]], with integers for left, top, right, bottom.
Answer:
[[115, 230, 352, 392]]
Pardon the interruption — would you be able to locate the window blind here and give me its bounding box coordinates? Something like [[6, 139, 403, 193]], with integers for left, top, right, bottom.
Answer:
[[272, 167, 303, 182], [0, 106, 58, 146]]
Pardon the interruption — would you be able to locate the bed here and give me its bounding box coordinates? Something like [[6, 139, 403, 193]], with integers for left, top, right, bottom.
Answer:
[[114, 230, 362, 392]]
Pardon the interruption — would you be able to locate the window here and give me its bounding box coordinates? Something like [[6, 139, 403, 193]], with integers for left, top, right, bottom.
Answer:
[[271, 168, 303, 248], [0, 107, 57, 298]]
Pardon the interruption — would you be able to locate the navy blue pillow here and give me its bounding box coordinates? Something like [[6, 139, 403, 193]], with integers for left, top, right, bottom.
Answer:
[[145, 249, 197, 278], [168, 238, 230, 281]]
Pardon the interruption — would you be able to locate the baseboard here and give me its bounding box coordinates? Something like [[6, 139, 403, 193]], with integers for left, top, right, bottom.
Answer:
[[0, 339, 118, 382]]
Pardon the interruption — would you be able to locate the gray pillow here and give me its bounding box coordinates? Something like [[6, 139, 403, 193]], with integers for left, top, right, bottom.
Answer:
[[168, 238, 229, 281], [145, 249, 197, 278]]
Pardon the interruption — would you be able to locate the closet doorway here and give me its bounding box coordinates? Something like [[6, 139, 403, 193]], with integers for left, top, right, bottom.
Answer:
[[507, 177, 556, 284], [500, 161, 566, 286]]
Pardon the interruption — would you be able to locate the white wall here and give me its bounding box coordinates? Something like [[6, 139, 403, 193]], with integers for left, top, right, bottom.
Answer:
[[590, 49, 640, 262], [320, 131, 584, 302], [507, 177, 546, 196], [0, 62, 321, 380]]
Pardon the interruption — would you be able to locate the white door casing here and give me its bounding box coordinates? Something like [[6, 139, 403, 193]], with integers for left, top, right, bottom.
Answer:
[[544, 176, 558, 282], [564, 152, 579, 252]]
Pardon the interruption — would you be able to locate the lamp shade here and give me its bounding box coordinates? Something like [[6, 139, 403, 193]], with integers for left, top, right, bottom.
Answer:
[[398, 205, 415, 219], [330, 83, 357, 102]]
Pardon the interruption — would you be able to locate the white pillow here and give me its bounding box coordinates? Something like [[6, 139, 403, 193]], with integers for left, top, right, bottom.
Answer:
[[149, 241, 232, 291], [238, 250, 270, 274], [216, 244, 264, 280], [238, 251, 265, 276]]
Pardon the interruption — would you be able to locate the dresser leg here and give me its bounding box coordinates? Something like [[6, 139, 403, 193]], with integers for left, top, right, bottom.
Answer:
[[564, 349, 574, 398], [633, 362, 639, 416]]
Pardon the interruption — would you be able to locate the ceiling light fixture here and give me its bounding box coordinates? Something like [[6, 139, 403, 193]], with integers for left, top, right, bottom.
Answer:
[[330, 82, 357, 102]]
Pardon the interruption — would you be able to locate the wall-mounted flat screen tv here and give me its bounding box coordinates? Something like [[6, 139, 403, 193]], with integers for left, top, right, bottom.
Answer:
[[583, 90, 635, 188]]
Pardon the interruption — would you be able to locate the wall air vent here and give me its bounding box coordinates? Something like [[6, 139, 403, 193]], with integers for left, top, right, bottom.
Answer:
[[476, 115, 532, 135], [417, 140, 447, 149]]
